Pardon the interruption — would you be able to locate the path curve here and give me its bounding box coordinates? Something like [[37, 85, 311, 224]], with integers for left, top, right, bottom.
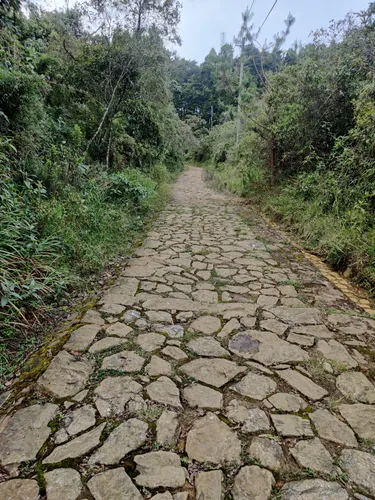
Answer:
[[1, 166, 375, 499]]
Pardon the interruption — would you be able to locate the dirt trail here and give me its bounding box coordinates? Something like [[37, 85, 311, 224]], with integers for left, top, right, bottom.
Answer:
[[1, 166, 375, 499]]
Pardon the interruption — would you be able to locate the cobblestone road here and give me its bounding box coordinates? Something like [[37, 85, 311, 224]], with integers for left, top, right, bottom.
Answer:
[[1, 167, 375, 499]]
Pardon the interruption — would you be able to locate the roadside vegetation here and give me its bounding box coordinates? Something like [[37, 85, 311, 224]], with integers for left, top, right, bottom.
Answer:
[[173, 3, 375, 294], [0, 0, 190, 384]]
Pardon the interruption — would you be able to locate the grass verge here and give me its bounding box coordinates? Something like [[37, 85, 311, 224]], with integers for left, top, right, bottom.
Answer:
[[0, 164, 176, 388], [203, 161, 375, 298]]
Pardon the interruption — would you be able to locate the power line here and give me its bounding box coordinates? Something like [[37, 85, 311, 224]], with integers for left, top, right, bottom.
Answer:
[[257, 0, 279, 36]]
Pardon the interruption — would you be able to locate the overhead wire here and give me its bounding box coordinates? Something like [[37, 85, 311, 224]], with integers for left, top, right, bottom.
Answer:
[[256, 0, 279, 36]]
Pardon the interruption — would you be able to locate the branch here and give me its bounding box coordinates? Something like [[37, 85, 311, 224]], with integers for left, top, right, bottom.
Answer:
[[251, 55, 267, 88], [106, 120, 112, 170], [246, 113, 272, 135], [259, 51, 273, 90], [86, 58, 133, 153], [63, 40, 78, 62], [87, 24, 104, 38]]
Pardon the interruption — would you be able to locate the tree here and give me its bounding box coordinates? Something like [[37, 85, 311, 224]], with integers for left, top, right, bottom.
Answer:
[[0, 0, 22, 27], [0, 0, 21, 13], [270, 13, 296, 70], [170, 58, 202, 118], [234, 5, 255, 145], [91, 0, 182, 43]]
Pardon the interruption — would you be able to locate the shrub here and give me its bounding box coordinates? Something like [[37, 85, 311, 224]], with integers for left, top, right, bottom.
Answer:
[[105, 169, 158, 213], [150, 163, 172, 184]]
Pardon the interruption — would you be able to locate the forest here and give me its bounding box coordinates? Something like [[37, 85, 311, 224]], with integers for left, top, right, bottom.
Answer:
[[1, 0, 375, 382], [172, 3, 375, 297]]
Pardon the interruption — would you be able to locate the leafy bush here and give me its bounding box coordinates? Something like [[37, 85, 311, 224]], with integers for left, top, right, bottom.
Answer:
[[38, 179, 145, 275], [150, 163, 172, 185], [105, 169, 158, 213]]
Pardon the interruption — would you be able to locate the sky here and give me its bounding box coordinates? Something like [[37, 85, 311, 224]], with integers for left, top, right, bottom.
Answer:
[[178, 0, 371, 62], [43, 0, 371, 62]]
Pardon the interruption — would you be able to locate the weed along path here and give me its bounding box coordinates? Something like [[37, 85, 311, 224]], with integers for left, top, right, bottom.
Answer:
[[1, 166, 375, 499]]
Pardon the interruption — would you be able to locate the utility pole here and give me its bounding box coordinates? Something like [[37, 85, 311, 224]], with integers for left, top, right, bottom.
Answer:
[[210, 105, 214, 131], [220, 32, 226, 49], [236, 61, 244, 146]]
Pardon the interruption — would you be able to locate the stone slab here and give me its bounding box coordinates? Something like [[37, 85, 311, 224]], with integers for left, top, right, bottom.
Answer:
[[43, 423, 105, 464], [180, 358, 246, 388], [87, 467, 142, 500], [186, 412, 241, 464], [0, 403, 58, 472], [38, 350, 93, 398], [276, 369, 328, 401]]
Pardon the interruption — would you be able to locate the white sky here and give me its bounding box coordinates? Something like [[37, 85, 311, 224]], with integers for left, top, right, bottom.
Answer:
[[178, 0, 371, 62], [42, 0, 372, 62]]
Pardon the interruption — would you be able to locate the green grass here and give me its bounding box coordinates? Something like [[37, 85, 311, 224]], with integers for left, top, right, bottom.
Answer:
[[261, 180, 375, 295], [205, 162, 249, 195], [136, 405, 163, 422], [0, 332, 40, 388], [0, 165, 174, 388], [202, 161, 375, 297]]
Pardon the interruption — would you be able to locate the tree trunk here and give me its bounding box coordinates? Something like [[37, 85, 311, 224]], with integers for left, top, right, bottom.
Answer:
[[136, 0, 144, 33], [270, 141, 276, 186], [236, 60, 244, 146], [85, 59, 132, 154], [106, 122, 112, 170]]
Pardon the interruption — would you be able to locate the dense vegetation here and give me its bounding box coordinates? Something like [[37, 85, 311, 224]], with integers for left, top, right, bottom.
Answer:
[[0, 0, 190, 382], [174, 3, 375, 293]]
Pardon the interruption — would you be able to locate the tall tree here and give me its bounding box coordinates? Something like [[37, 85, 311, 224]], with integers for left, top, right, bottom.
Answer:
[[91, 0, 182, 43], [234, 4, 255, 145]]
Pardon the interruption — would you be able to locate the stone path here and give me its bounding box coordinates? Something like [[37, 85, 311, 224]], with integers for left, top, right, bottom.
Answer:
[[1, 166, 375, 499]]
